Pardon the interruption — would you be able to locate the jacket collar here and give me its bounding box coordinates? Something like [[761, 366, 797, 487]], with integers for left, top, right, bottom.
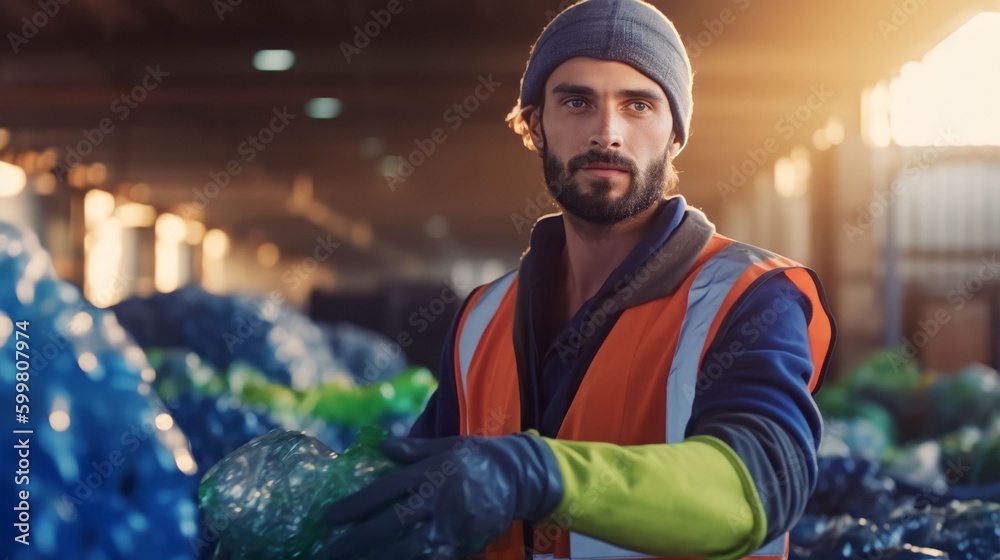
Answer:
[[520, 195, 716, 310]]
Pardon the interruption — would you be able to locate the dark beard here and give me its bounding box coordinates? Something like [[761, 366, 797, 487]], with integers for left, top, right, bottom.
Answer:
[[542, 145, 670, 226]]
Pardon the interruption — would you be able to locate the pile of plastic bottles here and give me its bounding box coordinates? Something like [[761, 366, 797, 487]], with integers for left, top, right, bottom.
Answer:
[[142, 347, 435, 471], [321, 321, 408, 386], [0, 221, 440, 559], [794, 352, 1000, 558], [108, 282, 437, 560], [112, 285, 351, 390], [815, 352, 1000, 481], [793, 457, 1000, 559], [0, 223, 199, 560]]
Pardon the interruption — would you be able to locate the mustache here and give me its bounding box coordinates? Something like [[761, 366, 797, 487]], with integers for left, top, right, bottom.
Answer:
[[567, 149, 639, 175]]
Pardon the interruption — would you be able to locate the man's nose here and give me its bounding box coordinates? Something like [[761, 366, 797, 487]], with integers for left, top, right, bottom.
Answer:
[[589, 107, 624, 150]]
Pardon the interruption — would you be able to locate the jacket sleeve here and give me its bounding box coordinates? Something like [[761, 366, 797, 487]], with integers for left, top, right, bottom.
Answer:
[[407, 287, 482, 438], [687, 271, 821, 544], [535, 272, 820, 559]]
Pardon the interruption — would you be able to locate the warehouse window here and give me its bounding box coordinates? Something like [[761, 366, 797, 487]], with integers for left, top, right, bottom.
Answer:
[[864, 11, 1000, 147]]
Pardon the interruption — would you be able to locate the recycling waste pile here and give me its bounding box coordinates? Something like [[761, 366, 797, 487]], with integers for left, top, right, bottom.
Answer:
[[793, 352, 1000, 559], [0, 223, 434, 560], [3, 219, 1000, 559]]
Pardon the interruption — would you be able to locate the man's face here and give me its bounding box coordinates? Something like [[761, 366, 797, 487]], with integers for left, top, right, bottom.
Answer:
[[529, 57, 680, 226]]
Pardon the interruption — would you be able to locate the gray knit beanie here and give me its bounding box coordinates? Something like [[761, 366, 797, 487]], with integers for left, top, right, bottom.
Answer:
[[516, 0, 693, 150]]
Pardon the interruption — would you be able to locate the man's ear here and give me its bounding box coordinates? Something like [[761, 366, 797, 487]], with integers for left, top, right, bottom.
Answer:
[[667, 129, 682, 157], [528, 107, 545, 152]]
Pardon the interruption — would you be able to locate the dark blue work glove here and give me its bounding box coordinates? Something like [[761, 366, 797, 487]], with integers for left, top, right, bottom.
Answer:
[[324, 433, 564, 560]]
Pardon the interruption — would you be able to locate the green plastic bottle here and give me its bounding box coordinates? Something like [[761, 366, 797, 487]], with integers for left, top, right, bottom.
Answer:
[[304, 368, 424, 426], [199, 426, 395, 559]]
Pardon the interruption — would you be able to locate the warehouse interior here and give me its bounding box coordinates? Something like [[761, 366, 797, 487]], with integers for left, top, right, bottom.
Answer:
[[1, 0, 1000, 558]]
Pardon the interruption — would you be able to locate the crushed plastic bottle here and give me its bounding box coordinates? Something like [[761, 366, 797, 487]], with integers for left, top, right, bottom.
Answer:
[[199, 426, 395, 559]]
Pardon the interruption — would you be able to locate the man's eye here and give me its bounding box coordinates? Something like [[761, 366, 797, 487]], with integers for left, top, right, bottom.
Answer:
[[566, 99, 588, 109], [632, 101, 649, 112]]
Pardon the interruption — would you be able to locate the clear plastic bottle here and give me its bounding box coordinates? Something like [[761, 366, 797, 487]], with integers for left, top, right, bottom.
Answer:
[[199, 426, 394, 559]]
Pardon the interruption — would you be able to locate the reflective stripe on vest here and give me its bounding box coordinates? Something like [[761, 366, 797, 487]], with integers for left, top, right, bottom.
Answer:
[[457, 270, 517, 406], [666, 241, 773, 443], [457, 242, 793, 560]]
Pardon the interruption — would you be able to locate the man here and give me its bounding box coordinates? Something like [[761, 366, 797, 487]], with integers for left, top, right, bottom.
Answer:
[[325, 1, 836, 559]]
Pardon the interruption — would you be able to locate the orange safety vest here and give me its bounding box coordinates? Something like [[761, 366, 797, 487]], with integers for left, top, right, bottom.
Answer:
[[452, 235, 835, 560]]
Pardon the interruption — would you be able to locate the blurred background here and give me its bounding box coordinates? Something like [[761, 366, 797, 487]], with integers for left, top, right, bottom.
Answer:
[[2, 1, 1000, 559], [2, 0, 1000, 372]]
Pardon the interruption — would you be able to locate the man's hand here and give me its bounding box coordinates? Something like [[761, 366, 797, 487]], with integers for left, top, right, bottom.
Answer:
[[324, 433, 564, 560]]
